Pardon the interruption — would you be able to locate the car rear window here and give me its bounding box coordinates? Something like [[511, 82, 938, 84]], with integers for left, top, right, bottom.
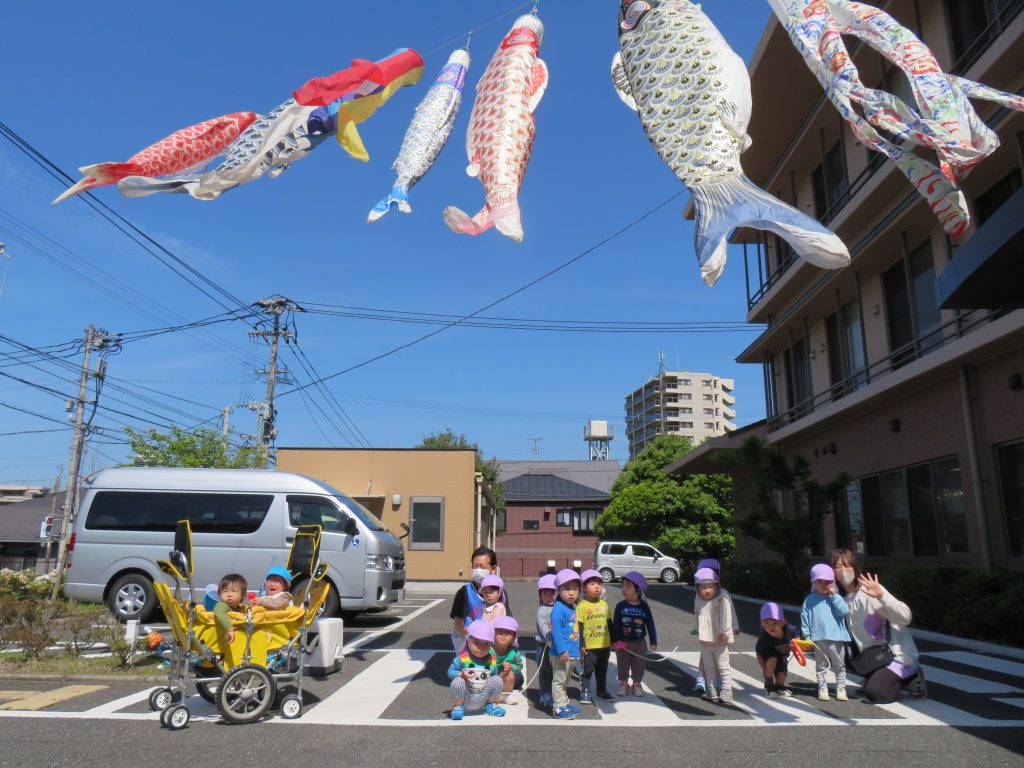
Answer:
[[85, 491, 273, 534], [605, 544, 628, 555]]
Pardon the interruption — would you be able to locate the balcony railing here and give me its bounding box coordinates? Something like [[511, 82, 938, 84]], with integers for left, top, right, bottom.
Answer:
[[951, 0, 1024, 76], [767, 308, 1006, 432]]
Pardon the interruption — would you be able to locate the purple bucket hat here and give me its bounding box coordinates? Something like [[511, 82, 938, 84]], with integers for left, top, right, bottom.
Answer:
[[466, 620, 495, 644], [693, 567, 719, 584], [554, 568, 581, 588], [537, 573, 557, 591], [621, 570, 649, 595], [479, 574, 504, 591], [580, 568, 603, 584], [760, 602, 784, 621], [697, 558, 721, 572], [810, 563, 835, 583], [493, 616, 519, 635]]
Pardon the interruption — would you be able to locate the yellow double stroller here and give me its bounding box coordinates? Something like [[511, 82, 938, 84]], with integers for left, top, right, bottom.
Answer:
[[149, 520, 330, 729]]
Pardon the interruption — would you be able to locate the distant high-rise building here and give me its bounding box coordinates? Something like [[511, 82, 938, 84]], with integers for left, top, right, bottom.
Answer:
[[624, 371, 736, 457]]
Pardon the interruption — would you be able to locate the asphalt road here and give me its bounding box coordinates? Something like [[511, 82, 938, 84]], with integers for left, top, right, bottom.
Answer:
[[0, 581, 1022, 768]]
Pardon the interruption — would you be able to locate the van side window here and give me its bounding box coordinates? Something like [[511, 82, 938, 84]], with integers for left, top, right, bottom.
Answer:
[[85, 492, 272, 533], [632, 545, 656, 558], [607, 544, 628, 555], [287, 496, 350, 533]]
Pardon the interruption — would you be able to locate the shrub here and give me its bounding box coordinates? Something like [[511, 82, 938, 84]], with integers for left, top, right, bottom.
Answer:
[[61, 602, 110, 657], [0, 568, 56, 600]]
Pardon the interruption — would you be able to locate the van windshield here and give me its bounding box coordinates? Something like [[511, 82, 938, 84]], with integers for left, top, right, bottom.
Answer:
[[333, 494, 388, 532]]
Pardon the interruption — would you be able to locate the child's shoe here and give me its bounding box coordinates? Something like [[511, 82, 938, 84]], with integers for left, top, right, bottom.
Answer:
[[539, 692, 554, 707], [553, 705, 577, 719], [618, 681, 629, 696], [693, 674, 707, 693], [776, 686, 792, 697], [702, 685, 719, 703], [450, 705, 464, 721], [719, 687, 734, 705], [568, 703, 582, 716], [817, 686, 830, 701], [836, 686, 848, 702], [764, 679, 775, 697], [579, 688, 593, 705], [908, 669, 928, 699], [596, 690, 615, 701], [632, 682, 645, 697], [505, 690, 519, 705], [484, 702, 506, 717]]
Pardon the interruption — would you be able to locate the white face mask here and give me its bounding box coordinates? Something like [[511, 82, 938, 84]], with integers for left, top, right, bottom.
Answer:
[[471, 568, 491, 583], [838, 569, 857, 587]]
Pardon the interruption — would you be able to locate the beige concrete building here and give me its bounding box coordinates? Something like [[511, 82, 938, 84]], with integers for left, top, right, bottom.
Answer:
[[625, 370, 736, 457], [671, 1, 1024, 569], [277, 448, 495, 581]]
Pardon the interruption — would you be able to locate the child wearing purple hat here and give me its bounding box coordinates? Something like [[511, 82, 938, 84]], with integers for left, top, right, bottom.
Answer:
[[479, 574, 507, 624], [447, 620, 506, 720], [693, 558, 741, 693], [756, 602, 799, 697], [801, 563, 851, 701], [535, 573, 557, 708], [693, 567, 735, 704], [550, 569, 583, 719], [492, 616, 525, 704], [577, 569, 614, 704], [611, 571, 658, 697]]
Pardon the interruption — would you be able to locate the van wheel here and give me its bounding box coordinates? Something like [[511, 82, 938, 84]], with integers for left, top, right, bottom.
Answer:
[[660, 569, 678, 584], [599, 568, 615, 583], [292, 579, 340, 618], [108, 574, 156, 623]]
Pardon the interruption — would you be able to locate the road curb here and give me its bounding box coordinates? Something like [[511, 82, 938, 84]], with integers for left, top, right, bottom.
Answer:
[[0, 672, 166, 683], [715, 587, 1024, 660]]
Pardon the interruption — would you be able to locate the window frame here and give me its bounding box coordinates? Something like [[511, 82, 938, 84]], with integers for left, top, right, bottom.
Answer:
[[408, 496, 445, 551]]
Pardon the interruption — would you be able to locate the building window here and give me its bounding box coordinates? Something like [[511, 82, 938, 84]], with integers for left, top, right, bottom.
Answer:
[[704, 408, 714, 415], [702, 380, 711, 387], [409, 497, 444, 550], [681, 393, 692, 400], [523, 520, 540, 530], [883, 239, 941, 368], [555, 509, 571, 527], [812, 139, 850, 221], [572, 509, 600, 535], [783, 338, 811, 412], [976, 169, 1023, 227], [681, 379, 691, 386], [703, 394, 713, 401], [998, 441, 1024, 558], [945, 0, 1023, 70], [858, 457, 967, 559], [704, 422, 715, 429], [827, 298, 868, 399], [682, 407, 692, 414], [682, 421, 693, 428]]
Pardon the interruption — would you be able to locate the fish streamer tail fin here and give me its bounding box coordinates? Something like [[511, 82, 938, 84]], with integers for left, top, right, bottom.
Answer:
[[443, 205, 495, 237], [690, 176, 850, 287], [368, 184, 411, 223], [52, 162, 137, 204]]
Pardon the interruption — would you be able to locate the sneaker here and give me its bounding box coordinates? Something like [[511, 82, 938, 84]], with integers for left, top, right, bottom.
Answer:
[[553, 705, 577, 719], [632, 683, 645, 697], [836, 687, 848, 702], [776, 687, 793, 697], [702, 687, 719, 703], [908, 670, 928, 699], [484, 702, 506, 717], [694, 675, 706, 693], [579, 688, 593, 705], [450, 705, 464, 721], [763, 679, 774, 696], [505, 690, 519, 705], [618, 681, 630, 696], [817, 686, 830, 701], [719, 689, 734, 705], [539, 692, 554, 708], [568, 703, 582, 716], [596, 690, 615, 701]]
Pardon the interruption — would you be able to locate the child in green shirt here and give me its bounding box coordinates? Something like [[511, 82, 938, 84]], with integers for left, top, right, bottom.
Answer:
[[492, 616, 525, 704]]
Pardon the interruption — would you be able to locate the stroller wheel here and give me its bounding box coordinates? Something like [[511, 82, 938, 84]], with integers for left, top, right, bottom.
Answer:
[[279, 694, 303, 719], [216, 663, 277, 725], [164, 704, 191, 730], [195, 681, 218, 704], [149, 687, 177, 711]]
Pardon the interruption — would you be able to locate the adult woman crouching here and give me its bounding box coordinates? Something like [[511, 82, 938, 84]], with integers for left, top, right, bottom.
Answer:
[[830, 548, 927, 704]]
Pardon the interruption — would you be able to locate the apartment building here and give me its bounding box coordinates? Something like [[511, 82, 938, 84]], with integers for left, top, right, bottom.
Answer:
[[625, 371, 736, 457], [672, 1, 1024, 570]]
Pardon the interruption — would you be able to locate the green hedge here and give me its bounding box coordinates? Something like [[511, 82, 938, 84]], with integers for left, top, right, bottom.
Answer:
[[723, 563, 1024, 647]]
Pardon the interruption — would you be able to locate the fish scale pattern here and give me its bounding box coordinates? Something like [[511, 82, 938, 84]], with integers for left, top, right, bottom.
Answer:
[[125, 113, 257, 175], [392, 61, 466, 191], [465, 28, 540, 206], [619, 2, 741, 185]]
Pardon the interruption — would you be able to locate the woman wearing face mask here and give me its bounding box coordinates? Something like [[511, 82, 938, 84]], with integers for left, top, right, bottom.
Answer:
[[830, 548, 927, 704], [450, 547, 512, 650]]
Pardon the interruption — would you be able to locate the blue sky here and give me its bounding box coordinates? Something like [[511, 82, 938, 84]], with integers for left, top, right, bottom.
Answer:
[[0, 1, 773, 483]]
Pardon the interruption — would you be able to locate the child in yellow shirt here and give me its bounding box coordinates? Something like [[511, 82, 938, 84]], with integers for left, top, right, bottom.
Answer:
[[577, 569, 614, 703]]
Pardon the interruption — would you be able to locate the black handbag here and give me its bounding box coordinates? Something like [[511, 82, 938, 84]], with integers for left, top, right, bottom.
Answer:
[[849, 620, 895, 676]]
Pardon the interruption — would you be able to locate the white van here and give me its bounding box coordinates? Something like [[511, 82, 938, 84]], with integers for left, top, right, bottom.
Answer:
[[64, 467, 405, 622]]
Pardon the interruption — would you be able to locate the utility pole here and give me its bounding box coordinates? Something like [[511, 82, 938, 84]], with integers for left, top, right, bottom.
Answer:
[[248, 297, 302, 462], [45, 466, 62, 566], [51, 325, 120, 599], [220, 406, 232, 448]]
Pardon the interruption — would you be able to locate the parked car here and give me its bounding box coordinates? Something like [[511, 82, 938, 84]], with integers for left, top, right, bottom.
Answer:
[[64, 467, 406, 622], [593, 541, 682, 584]]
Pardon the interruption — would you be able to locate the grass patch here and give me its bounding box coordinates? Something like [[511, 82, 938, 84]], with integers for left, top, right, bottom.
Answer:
[[0, 651, 166, 677]]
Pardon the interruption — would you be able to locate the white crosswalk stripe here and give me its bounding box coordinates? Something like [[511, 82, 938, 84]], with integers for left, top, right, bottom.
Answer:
[[1, 647, 1022, 726]]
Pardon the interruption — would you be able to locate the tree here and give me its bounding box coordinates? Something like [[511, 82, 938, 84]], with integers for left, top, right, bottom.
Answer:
[[595, 434, 734, 561], [711, 436, 849, 579], [415, 429, 505, 514], [124, 426, 266, 469]]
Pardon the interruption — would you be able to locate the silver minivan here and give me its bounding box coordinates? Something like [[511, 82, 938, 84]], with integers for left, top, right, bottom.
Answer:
[[64, 467, 406, 621], [593, 541, 681, 584]]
